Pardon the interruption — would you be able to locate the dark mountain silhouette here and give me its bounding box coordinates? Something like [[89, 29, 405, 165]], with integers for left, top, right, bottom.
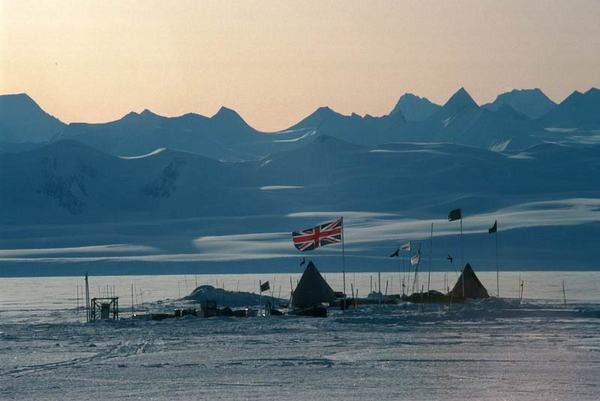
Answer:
[[403, 88, 557, 150], [288, 106, 406, 145], [57, 107, 313, 161], [483, 88, 557, 119], [539, 88, 600, 128], [0, 93, 65, 143], [389, 93, 441, 121], [0, 88, 595, 160]]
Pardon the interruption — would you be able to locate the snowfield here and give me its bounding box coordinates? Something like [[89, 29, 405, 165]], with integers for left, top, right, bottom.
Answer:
[[0, 273, 598, 401]]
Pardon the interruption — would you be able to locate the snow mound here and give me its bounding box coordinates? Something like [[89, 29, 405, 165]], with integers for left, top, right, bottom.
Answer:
[[184, 285, 285, 307]]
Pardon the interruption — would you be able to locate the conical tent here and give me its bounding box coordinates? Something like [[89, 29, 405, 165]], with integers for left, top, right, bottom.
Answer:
[[291, 261, 336, 308], [449, 263, 489, 299]]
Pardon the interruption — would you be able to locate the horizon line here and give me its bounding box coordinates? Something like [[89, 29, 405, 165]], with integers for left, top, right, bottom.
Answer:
[[2, 85, 598, 131]]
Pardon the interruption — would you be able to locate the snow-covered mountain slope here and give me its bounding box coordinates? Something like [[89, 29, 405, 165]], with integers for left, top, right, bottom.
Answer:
[[2, 136, 599, 225], [0, 140, 255, 223]]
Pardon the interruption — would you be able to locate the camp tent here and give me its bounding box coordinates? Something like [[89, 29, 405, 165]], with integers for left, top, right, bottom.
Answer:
[[449, 263, 489, 299], [291, 261, 336, 308]]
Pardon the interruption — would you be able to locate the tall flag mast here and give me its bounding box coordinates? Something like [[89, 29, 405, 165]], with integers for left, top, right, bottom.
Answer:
[[427, 223, 434, 293], [341, 217, 346, 299], [489, 220, 499, 296]]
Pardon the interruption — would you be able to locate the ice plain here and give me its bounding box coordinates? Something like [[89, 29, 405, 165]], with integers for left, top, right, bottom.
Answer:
[[1, 272, 598, 401]]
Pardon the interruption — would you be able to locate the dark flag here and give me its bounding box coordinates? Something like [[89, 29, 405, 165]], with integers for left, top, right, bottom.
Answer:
[[300, 258, 306, 266], [488, 220, 497, 234], [260, 281, 270, 292], [447, 254, 454, 264], [390, 248, 400, 258], [448, 208, 462, 221]]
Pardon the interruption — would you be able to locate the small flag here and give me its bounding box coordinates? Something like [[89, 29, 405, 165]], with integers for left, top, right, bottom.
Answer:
[[300, 258, 306, 266], [260, 281, 270, 292], [400, 241, 411, 251], [292, 218, 343, 252], [447, 254, 453, 264], [448, 208, 462, 221], [410, 252, 421, 266], [488, 220, 497, 234], [389, 248, 400, 258]]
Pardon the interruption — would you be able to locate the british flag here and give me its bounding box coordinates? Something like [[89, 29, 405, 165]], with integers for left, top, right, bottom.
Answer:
[[292, 218, 343, 252]]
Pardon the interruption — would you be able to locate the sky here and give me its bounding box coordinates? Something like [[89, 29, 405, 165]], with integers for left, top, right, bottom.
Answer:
[[1, 0, 600, 131]]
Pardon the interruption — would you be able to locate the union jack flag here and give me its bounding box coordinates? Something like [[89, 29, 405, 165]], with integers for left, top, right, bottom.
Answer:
[[292, 218, 343, 252]]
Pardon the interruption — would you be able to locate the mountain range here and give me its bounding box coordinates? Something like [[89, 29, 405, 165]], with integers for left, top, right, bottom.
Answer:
[[1, 87, 599, 160], [2, 87, 600, 272]]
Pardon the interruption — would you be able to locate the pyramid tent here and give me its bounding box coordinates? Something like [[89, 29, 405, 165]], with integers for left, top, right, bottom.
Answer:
[[449, 263, 489, 299], [291, 261, 336, 308]]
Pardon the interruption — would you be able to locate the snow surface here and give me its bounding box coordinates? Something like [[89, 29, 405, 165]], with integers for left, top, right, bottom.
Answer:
[[2, 198, 600, 268], [273, 129, 317, 143], [260, 185, 304, 191], [118, 147, 166, 159], [490, 139, 511, 152], [0, 272, 598, 401]]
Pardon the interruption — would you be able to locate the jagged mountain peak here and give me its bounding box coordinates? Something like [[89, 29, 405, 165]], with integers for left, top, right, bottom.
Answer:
[[121, 109, 160, 119], [140, 108, 159, 117], [484, 88, 556, 119], [429, 88, 479, 123], [446, 87, 478, 108], [311, 106, 339, 118], [212, 106, 243, 120], [390, 92, 440, 121], [540, 87, 600, 127]]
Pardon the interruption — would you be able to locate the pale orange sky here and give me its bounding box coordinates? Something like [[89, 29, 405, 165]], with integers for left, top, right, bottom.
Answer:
[[1, 0, 600, 131]]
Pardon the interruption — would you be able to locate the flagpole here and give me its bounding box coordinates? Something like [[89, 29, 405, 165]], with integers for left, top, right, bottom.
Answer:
[[406, 256, 411, 295], [397, 251, 402, 296], [496, 225, 499, 297], [85, 272, 90, 323], [427, 223, 433, 293], [341, 217, 346, 297], [460, 218, 464, 298], [403, 255, 406, 293], [460, 217, 464, 267]]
